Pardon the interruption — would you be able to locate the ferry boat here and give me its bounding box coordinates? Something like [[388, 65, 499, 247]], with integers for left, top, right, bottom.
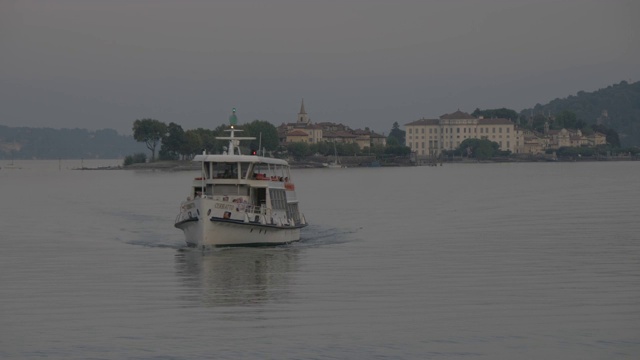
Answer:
[[175, 111, 307, 247]]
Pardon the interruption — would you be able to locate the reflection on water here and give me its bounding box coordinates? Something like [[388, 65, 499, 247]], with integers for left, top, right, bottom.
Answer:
[[174, 247, 300, 306]]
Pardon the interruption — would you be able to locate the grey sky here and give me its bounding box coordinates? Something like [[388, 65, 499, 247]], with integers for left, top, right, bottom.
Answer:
[[1, 0, 638, 135]]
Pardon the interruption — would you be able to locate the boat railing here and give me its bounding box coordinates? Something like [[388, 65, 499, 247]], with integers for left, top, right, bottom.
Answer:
[[176, 197, 271, 224], [242, 204, 264, 215], [211, 198, 267, 216]]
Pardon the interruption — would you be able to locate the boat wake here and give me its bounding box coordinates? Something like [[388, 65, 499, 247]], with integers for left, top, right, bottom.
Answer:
[[294, 224, 360, 247], [120, 235, 186, 250]]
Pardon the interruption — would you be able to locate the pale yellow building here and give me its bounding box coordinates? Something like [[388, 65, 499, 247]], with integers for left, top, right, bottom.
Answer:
[[280, 99, 323, 144], [285, 129, 311, 143], [405, 110, 520, 156], [540, 123, 608, 153], [279, 99, 386, 149]]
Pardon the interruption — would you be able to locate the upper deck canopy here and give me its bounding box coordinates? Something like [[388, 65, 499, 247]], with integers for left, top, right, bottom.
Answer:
[[192, 154, 289, 166]]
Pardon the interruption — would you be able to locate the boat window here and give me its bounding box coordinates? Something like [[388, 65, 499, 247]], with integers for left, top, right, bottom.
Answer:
[[212, 162, 238, 179], [254, 187, 267, 208], [286, 203, 301, 224], [273, 164, 284, 179], [269, 189, 287, 210], [239, 162, 251, 179], [212, 184, 249, 197], [237, 163, 289, 181], [252, 163, 264, 179]]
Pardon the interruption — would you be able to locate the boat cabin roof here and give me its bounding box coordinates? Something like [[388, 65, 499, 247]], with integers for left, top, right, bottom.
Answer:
[[192, 154, 289, 166]]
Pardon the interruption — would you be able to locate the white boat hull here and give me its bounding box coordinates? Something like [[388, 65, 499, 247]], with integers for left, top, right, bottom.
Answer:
[[175, 197, 305, 247], [176, 218, 303, 247]]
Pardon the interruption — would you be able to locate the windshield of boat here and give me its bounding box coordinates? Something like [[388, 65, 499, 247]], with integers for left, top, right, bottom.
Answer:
[[211, 162, 237, 179], [251, 163, 290, 181]]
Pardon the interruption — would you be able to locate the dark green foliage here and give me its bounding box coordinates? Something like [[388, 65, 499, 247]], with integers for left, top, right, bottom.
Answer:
[[309, 141, 333, 156], [195, 127, 223, 154], [336, 142, 361, 156], [132, 119, 168, 161], [286, 142, 311, 160], [459, 138, 500, 159], [158, 147, 179, 161], [554, 147, 603, 157], [384, 144, 411, 156], [308, 140, 400, 157], [554, 110, 578, 130], [472, 108, 519, 121], [160, 122, 186, 160], [240, 120, 279, 152], [591, 124, 621, 147], [368, 144, 387, 156], [388, 122, 405, 146], [123, 153, 147, 166], [521, 80, 640, 146], [531, 114, 548, 133], [182, 130, 204, 157]]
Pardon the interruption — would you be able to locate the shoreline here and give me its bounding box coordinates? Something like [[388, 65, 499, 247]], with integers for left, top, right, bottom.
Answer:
[[100, 155, 639, 171]]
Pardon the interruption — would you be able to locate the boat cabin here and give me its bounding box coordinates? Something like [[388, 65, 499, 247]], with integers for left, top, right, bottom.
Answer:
[[188, 155, 301, 224]]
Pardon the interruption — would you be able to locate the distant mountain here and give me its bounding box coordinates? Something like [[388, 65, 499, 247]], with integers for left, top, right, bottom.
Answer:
[[0, 125, 147, 159], [521, 80, 640, 146]]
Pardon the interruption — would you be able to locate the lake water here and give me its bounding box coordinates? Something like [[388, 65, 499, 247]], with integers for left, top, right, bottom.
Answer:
[[1, 159, 639, 359]]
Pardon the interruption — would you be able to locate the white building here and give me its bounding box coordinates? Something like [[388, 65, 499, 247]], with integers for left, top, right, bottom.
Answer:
[[405, 110, 521, 156]]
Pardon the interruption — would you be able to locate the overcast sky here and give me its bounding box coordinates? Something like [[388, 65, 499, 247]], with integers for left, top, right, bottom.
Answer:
[[1, 0, 638, 135]]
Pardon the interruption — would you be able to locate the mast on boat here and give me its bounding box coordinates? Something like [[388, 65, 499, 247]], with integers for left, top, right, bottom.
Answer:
[[215, 108, 255, 155]]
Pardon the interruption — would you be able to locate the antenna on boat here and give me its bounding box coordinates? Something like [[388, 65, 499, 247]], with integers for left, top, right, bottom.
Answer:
[[216, 108, 255, 155]]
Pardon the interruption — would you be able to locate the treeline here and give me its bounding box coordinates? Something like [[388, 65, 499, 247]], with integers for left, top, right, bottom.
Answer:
[[520, 80, 640, 146], [467, 107, 630, 157], [460, 102, 636, 159], [132, 118, 411, 162], [472, 106, 621, 147], [284, 141, 410, 161], [132, 119, 282, 161], [0, 125, 145, 160]]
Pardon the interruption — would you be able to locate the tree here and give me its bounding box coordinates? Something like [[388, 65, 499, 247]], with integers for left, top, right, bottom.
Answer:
[[592, 124, 621, 147], [531, 114, 548, 133], [160, 122, 186, 160], [336, 142, 361, 156], [384, 144, 411, 156], [388, 122, 405, 145], [369, 144, 386, 156], [286, 142, 311, 160], [310, 141, 332, 156], [519, 80, 640, 146], [123, 153, 147, 166], [133, 119, 167, 161], [554, 110, 578, 129], [241, 120, 279, 152], [181, 130, 203, 158], [472, 107, 519, 121], [459, 138, 500, 159]]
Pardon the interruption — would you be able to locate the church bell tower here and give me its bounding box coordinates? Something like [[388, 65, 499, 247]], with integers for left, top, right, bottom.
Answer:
[[297, 98, 309, 124]]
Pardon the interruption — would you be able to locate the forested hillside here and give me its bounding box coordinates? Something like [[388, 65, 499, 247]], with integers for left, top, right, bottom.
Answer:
[[0, 126, 146, 159], [521, 81, 640, 146]]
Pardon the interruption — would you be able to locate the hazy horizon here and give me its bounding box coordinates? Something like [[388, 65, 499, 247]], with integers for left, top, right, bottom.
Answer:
[[1, 0, 638, 135]]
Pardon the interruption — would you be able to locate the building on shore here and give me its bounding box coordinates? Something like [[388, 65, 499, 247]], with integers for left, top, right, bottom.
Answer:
[[278, 99, 386, 149], [405, 110, 521, 157], [406, 110, 607, 157]]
